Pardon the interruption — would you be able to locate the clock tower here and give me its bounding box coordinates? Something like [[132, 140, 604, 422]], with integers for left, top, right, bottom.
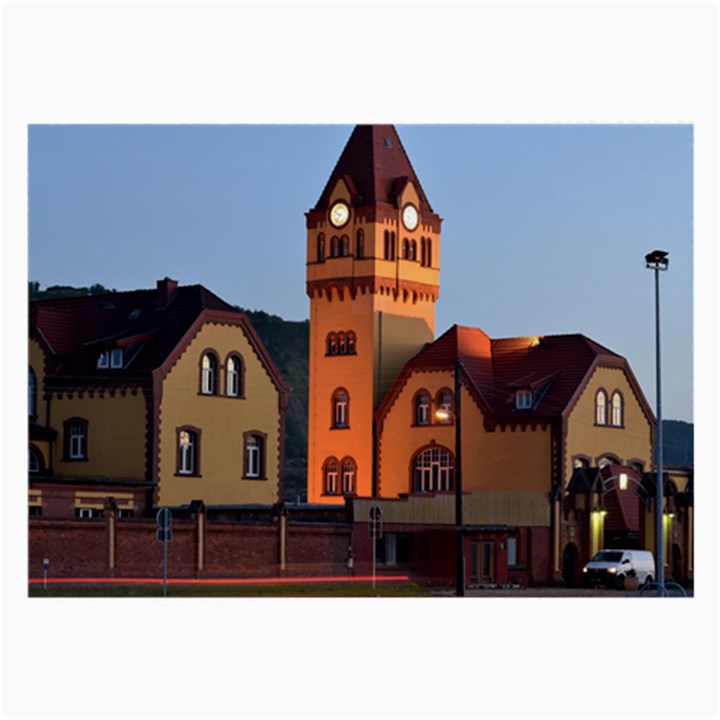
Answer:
[[306, 125, 442, 503]]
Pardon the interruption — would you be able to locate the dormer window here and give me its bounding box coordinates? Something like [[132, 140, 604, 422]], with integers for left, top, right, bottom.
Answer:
[[98, 349, 123, 369], [515, 390, 533, 410]]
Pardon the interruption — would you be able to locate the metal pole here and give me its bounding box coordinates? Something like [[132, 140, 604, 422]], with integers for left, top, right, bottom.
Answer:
[[654, 267, 665, 595], [163, 537, 168, 598], [455, 356, 465, 597]]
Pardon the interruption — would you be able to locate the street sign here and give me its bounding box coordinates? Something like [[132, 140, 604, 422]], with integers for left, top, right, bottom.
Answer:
[[156, 507, 172, 530], [156, 528, 173, 543]]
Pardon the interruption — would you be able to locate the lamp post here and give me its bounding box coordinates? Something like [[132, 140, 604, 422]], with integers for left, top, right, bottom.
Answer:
[[645, 249, 669, 596], [437, 356, 464, 596]]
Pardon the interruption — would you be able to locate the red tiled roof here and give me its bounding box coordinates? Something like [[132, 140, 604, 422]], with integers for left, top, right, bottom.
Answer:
[[388, 324, 627, 420], [313, 125, 434, 213], [29, 282, 289, 395]]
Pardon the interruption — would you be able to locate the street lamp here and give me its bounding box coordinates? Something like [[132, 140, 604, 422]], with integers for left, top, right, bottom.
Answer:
[[436, 356, 464, 596], [645, 249, 669, 595]]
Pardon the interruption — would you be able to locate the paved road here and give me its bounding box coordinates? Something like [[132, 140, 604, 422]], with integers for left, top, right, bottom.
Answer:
[[463, 586, 692, 598]]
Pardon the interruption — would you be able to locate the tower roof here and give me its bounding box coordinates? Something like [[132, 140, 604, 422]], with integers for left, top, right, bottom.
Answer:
[[313, 125, 434, 213]]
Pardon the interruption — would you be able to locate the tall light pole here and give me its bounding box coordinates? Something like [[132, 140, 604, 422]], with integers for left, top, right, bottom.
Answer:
[[438, 356, 465, 596], [453, 356, 464, 597], [645, 249, 669, 595]]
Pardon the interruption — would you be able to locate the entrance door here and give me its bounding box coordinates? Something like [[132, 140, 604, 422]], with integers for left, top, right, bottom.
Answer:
[[471, 541, 495, 584]]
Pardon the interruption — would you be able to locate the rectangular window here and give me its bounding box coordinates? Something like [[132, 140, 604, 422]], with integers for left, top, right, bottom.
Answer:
[[69, 423, 85, 459], [98, 351, 109, 368], [110, 349, 123, 368], [178, 430, 195, 474], [245, 435, 264, 478], [29, 506, 43, 517], [515, 390, 533, 409], [507, 537, 518, 566], [117, 509, 134, 519], [76, 508, 101, 519]]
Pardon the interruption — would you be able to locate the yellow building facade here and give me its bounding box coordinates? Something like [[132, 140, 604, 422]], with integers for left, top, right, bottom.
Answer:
[[29, 280, 289, 518]]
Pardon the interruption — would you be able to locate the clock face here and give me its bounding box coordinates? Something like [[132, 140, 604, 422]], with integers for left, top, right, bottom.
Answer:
[[402, 204, 419, 231], [330, 202, 350, 228]]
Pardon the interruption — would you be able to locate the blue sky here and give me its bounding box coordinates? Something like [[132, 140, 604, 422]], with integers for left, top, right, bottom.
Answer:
[[29, 123, 693, 422]]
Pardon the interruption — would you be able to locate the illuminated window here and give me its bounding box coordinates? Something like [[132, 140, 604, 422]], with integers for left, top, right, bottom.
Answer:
[[98, 351, 109, 368], [76, 508, 101, 519], [226, 354, 243, 397], [436, 390, 453, 424], [110, 349, 123, 368], [413, 446, 454, 493], [595, 390, 607, 425], [201, 353, 218, 395], [619, 473, 628, 490], [611, 392, 623, 426], [177, 428, 200, 475]]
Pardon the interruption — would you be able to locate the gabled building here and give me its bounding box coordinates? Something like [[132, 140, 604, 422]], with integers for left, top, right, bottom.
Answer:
[[306, 124, 692, 587], [29, 278, 290, 518]]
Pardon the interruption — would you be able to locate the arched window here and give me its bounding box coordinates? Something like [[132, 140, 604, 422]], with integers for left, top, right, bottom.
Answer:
[[340, 235, 349, 257], [332, 388, 349, 428], [244, 432, 266, 478], [201, 352, 218, 395], [226, 354, 243, 397], [317, 233, 326, 263], [324, 457, 339, 495], [403, 238, 410, 259], [331, 236, 340, 258], [598, 454, 621, 468], [341, 457, 356, 495], [413, 446, 454, 493], [410, 240, 417, 261], [29, 445, 42, 473], [611, 392, 623, 427], [337, 332, 347, 355], [177, 427, 200, 475], [573, 455, 591, 469], [356, 229, 364, 259], [436, 389, 454, 424], [29, 367, 37, 418], [426, 238, 432, 267], [346, 331, 356, 354], [327, 333, 338, 355], [420, 237, 427, 266], [415, 391, 431, 426], [595, 390, 607, 425]]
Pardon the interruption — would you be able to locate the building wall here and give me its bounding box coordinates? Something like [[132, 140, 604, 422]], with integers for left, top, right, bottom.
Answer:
[[158, 321, 282, 506], [378, 371, 552, 498], [51, 392, 148, 480], [565, 365, 653, 483]]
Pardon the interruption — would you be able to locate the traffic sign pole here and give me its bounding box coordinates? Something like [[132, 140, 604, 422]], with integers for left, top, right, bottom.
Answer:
[[369, 506, 382, 592], [156, 508, 173, 597]]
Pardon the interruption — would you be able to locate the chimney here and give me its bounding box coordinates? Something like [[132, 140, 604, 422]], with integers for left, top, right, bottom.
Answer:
[[157, 277, 178, 308]]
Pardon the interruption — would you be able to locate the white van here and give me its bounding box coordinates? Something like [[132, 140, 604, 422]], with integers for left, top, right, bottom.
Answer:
[[582, 549, 655, 588]]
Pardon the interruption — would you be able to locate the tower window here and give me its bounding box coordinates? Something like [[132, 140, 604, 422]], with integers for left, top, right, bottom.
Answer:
[[356, 229, 364, 259], [332, 388, 349, 428], [226, 354, 244, 397], [341, 235, 349, 257], [317, 233, 326, 263], [324, 457, 339, 495], [341, 457, 356, 495]]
